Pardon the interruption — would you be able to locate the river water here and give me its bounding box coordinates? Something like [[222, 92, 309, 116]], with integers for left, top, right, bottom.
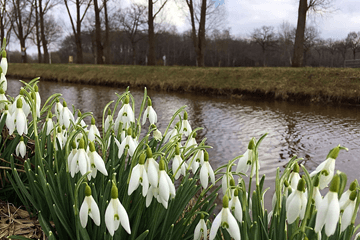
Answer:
[[7, 78, 360, 210]]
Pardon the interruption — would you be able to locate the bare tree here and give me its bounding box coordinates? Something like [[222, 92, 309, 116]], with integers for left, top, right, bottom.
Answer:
[[185, 0, 223, 67], [278, 21, 294, 66], [325, 38, 337, 67], [148, 0, 168, 65], [335, 39, 350, 61], [116, 4, 147, 65], [11, 0, 35, 63], [0, 0, 13, 44], [63, 0, 91, 63], [292, 0, 334, 67], [346, 32, 360, 60], [251, 26, 277, 67]]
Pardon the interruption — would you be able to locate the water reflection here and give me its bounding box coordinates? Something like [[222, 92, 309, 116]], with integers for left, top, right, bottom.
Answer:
[[7, 79, 360, 197]]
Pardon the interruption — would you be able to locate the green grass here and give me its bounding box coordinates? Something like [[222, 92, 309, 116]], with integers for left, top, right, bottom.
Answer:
[[8, 63, 360, 103]]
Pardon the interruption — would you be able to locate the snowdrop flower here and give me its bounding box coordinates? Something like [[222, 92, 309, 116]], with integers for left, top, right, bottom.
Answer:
[[145, 147, 159, 187], [13, 98, 28, 135], [105, 183, 131, 236], [10, 90, 30, 117], [310, 146, 342, 189], [286, 178, 307, 224], [312, 176, 322, 210], [34, 85, 41, 118], [142, 98, 157, 125], [3, 105, 14, 135], [151, 124, 162, 141], [128, 153, 149, 197], [118, 128, 137, 157], [339, 180, 357, 210], [185, 132, 197, 150], [188, 149, 204, 173], [104, 109, 113, 133], [79, 184, 100, 228], [15, 136, 26, 158], [210, 195, 240, 240], [43, 112, 54, 135], [60, 101, 75, 129], [236, 138, 255, 175], [67, 141, 77, 168], [164, 124, 179, 143], [115, 95, 135, 132], [75, 110, 87, 129], [340, 190, 357, 232], [0, 88, 7, 110], [180, 111, 192, 137], [1, 51, 8, 75], [70, 138, 91, 180], [146, 185, 162, 207], [200, 151, 215, 189], [229, 189, 243, 223], [0, 68, 6, 91], [88, 117, 100, 142], [289, 163, 301, 190], [172, 145, 186, 180], [88, 141, 108, 178], [158, 158, 176, 208], [54, 98, 63, 120], [222, 173, 234, 195], [55, 126, 65, 150], [315, 175, 341, 237], [194, 214, 207, 240]]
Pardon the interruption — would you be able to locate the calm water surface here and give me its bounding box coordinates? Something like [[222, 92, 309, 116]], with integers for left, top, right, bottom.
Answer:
[[7, 79, 360, 211]]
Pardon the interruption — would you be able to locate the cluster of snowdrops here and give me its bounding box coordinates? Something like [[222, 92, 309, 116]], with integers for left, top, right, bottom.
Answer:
[[0, 47, 359, 240]]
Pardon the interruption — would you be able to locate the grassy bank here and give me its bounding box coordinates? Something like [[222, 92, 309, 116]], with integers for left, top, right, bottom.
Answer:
[[8, 63, 360, 104]]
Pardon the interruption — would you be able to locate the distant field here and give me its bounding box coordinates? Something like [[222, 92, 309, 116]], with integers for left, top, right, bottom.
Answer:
[[8, 63, 360, 104]]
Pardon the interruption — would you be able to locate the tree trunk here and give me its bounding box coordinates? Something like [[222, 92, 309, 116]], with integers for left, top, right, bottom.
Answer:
[[104, 0, 110, 64], [292, 0, 307, 67], [148, 0, 156, 65], [35, 0, 42, 63], [132, 44, 136, 65], [0, 0, 5, 43], [39, 0, 48, 63], [94, 0, 103, 64], [197, 0, 206, 67], [76, 0, 83, 64]]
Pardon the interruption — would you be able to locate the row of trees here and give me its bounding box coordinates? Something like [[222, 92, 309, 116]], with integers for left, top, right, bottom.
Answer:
[[2, 0, 357, 67]]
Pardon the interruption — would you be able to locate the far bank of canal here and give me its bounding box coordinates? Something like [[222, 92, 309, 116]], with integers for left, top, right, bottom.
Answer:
[[7, 63, 360, 104]]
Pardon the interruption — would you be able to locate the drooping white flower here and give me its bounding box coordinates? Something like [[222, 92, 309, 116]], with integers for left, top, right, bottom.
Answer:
[[210, 196, 240, 240], [70, 138, 91, 180], [340, 190, 357, 232], [105, 184, 131, 236], [115, 95, 135, 133], [75, 110, 87, 129], [0, 88, 7, 110], [15, 136, 26, 158], [158, 159, 176, 209], [0, 72, 6, 92], [54, 98, 63, 120], [104, 109, 113, 133], [43, 112, 54, 135], [164, 126, 179, 143], [67, 141, 77, 168], [142, 98, 157, 125], [289, 163, 301, 190], [310, 146, 342, 189], [185, 132, 197, 151], [13, 98, 28, 135], [88, 141, 108, 178], [312, 177, 323, 210], [79, 184, 100, 228], [2, 105, 14, 135], [172, 145, 186, 180], [118, 128, 137, 157], [10, 91, 30, 117], [55, 126, 66, 150], [180, 112, 192, 137], [236, 139, 256, 177], [188, 149, 203, 174], [88, 117, 100, 142], [222, 173, 234, 195], [339, 180, 357, 210], [194, 215, 207, 240], [314, 175, 340, 237], [286, 178, 307, 224], [34, 85, 41, 118], [60, 101, 75, 129], [128, 153, 149, 197], [145, 147, 159, 187], [200, 151, 215, 189], [1, 51, 8, 75], [229, 189, 243, 223]]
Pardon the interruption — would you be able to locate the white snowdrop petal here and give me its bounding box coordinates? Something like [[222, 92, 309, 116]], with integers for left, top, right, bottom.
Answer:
[[79, 199, 89, 228], [128, 165, 141, 195], [209, 209, 222, 240]]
